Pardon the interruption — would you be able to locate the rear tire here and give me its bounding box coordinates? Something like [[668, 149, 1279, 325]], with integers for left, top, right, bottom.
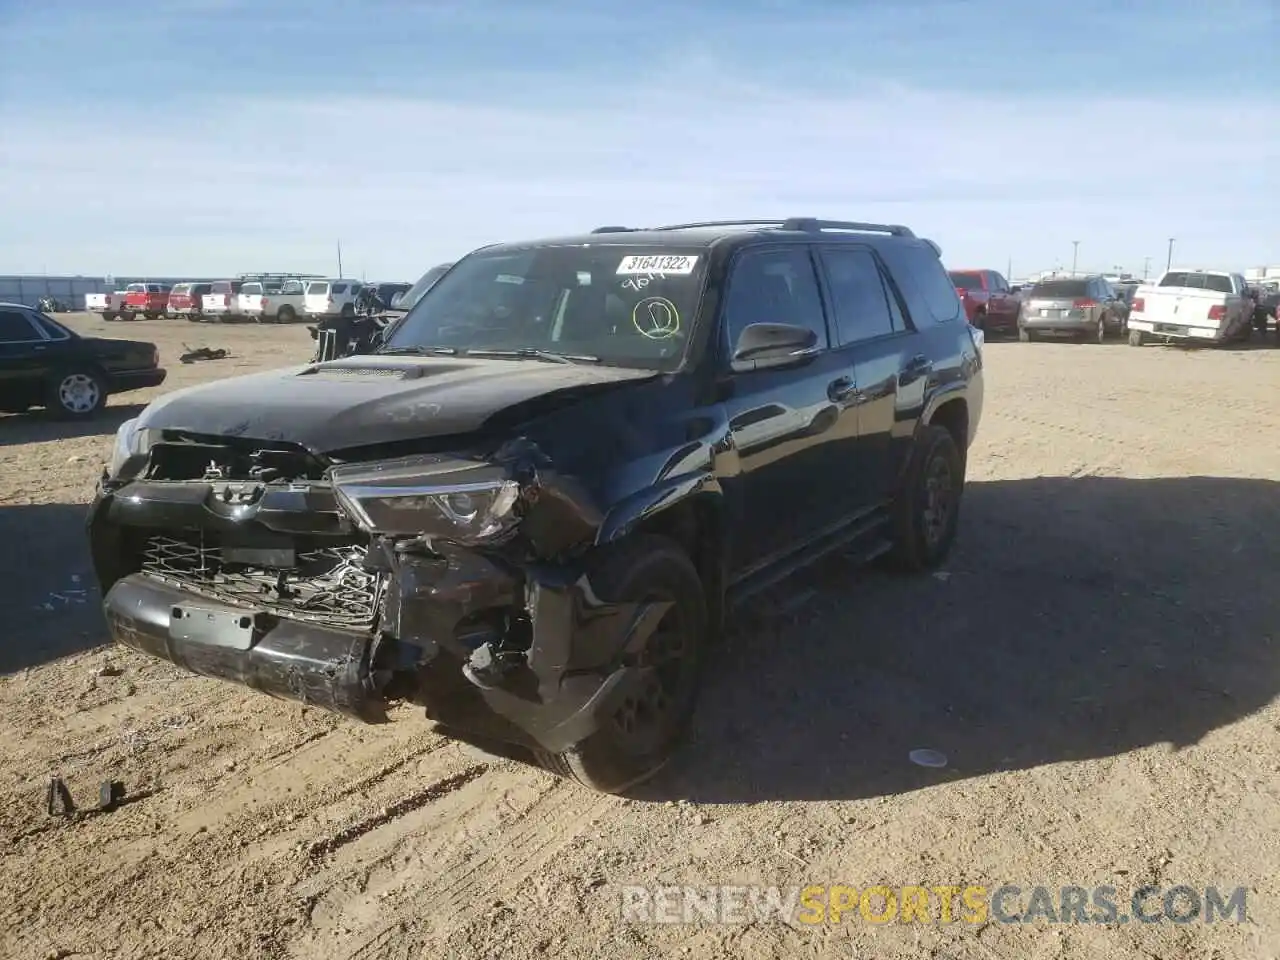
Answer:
[[47, 368, 107, 420], [1128, 330, 1146, 347], [533, 534, 707, 795], [277, 305, 297, 323], [120, 311, 135, 322], [1094, 318, 1106, 343], [1018, 327, 1035, 342], [102, 312, 117, 322], [888, 424, 964, 572]]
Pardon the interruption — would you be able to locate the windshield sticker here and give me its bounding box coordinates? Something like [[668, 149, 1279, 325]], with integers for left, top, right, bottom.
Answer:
[[495, 274, 525, 284], [616, 255, 699, 276], [632, 297, 681, 340]]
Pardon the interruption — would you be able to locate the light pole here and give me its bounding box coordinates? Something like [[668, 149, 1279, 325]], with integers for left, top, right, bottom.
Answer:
[[1166, 238, 1175, 272], [1143, 256, 1151, 280], [1071, 241, 1079, 276]]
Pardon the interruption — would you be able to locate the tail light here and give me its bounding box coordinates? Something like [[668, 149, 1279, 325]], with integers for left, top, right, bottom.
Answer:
[[1073, 299, 1097, 308], [223, 294, 230, 306], [1208, 304, 1226, 321], [261, 298, 270, 308], [1132, 297, 1145, 312], [955, 288, 968, 297]]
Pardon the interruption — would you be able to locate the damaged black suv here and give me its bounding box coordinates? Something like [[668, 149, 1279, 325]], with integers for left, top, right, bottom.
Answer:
[[88, 217, 984, 794]]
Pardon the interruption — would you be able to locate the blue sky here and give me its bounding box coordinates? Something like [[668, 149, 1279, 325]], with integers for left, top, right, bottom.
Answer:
[[1, 0, 1277, 280]]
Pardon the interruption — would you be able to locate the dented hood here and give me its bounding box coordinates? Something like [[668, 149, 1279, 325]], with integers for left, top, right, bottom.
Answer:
[[135, 355, 659, 452]]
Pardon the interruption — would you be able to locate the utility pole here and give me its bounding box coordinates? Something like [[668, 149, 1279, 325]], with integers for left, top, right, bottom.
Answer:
[[1143, 256, 1151, 280], [1166, 238, 1175, 272], [337, 240, 344, 278], [1071, 241, 1079, 276], [1007, 256, 1012, 280]]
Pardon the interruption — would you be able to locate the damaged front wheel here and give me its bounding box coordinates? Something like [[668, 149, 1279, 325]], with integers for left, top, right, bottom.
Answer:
[[535, 534, 707, 795]]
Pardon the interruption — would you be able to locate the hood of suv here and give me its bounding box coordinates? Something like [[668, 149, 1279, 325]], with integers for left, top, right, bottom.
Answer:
[[136, 355, 660, 452]]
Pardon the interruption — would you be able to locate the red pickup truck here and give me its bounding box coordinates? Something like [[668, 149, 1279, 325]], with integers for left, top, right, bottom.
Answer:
[[122, 282, 172, 321], [947, 269, 1021, 337]]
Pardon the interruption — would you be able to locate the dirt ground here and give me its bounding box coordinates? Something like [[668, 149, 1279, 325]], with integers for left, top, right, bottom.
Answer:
[[1, 313, 1278, 960]]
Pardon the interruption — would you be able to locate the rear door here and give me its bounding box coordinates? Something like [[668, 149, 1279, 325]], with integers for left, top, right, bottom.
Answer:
[[815, 245, 918, 509], [717, 244, 859, 573], [986, 271, 1017, 322]]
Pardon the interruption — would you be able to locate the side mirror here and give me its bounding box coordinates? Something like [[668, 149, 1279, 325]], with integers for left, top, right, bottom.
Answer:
[[730, 322, 819, 373]]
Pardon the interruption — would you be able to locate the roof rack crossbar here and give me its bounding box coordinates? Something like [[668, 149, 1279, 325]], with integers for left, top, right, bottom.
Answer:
[[649, 219, 788, 231], [235, 271, 328, 280], [780, 218, 916, 237]]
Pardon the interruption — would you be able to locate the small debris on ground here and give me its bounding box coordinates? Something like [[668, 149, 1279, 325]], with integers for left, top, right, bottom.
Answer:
[[908, 748, 949, 768], [179, 345, 230, 364]]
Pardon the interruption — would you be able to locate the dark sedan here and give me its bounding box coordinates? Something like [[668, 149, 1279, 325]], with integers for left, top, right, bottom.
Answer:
[[0, 303, 166, 418]]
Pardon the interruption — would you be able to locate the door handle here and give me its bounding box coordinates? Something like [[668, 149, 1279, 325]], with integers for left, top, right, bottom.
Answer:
[[827, 376, 859, 403]]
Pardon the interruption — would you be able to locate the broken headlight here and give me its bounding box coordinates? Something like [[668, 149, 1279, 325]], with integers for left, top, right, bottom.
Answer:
[[108, 417, 156, 480], [331, 458, 522, 541]]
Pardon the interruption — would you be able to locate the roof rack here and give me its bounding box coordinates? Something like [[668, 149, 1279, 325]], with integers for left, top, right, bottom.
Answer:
[[590, 226, 635, 233], [236, 271, 327, 280], [779, 218, 915, 237], [649, 219, 788, 231], [643, 218, 916, 238]]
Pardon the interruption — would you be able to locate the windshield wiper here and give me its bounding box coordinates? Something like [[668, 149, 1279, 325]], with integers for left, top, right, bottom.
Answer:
[[376, 345, 458, 356], [466, 348, 601, 364]]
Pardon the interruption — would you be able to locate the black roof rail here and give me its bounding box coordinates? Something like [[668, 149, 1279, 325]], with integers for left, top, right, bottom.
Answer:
[[591, 225, 635, 233], [780, 218, 916, 237], [649, 219, 788, 231]]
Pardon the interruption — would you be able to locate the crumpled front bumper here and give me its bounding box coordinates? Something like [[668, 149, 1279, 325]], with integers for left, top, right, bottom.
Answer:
[[88, 481, 665, 754]]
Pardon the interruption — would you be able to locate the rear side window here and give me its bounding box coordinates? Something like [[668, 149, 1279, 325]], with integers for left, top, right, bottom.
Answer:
[[194, 284, 212, 295], [146, 284, 162, 293], [281, 280, 304, 294], [819, 247, 900, 344], [332, 283, 348, 294], [307, 281, 330, 295], [878, 241, 962, 325], [212, 281, 231, 293], [0, 309, 38, 342]]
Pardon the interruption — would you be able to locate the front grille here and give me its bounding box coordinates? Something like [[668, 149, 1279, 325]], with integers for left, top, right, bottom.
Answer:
[[140, 533, 383, 629]]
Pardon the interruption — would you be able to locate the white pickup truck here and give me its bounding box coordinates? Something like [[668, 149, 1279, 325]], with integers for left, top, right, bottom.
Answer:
[[84, 291, 130, 322], [1127, 269, 1252, 346], [240, 277, 315, 323]]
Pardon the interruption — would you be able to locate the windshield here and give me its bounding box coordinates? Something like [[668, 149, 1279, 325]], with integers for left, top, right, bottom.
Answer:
[[395, 263, 454, 310], [949, 272, 984, 291], [384, 246, 707, 370], [1029, 279, 1089, 298]]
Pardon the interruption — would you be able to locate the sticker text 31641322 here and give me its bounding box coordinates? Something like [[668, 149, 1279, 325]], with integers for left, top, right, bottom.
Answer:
[[616, 255, 699, 276]]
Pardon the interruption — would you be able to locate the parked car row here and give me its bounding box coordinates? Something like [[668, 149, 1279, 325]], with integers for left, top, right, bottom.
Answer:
[[85, 274, 412, 323], [946, 266, 1262, 346]]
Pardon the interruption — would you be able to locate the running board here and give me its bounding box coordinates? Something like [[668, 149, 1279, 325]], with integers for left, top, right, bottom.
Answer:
[[726, 509, 893, 611]]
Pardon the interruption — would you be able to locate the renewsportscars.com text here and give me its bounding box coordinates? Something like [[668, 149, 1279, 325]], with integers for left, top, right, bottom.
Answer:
[[619, 884, 1248, 926]]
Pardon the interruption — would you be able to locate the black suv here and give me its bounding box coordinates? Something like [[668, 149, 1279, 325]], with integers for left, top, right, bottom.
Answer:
[[88, 218, 984, 793]]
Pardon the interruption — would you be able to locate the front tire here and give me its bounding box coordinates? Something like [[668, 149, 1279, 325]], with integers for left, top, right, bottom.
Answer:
[[47, 368, 107, 420], [1128, 330, 1146, 347], [534, 534, 707, 794], [888, 424, 964, 572]]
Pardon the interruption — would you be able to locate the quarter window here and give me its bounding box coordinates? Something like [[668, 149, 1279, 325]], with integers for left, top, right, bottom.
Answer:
[[0, 309, 38, 342]]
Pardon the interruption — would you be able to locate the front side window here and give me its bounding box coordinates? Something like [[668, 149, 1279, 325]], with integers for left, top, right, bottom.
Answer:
[[721, 247, 828, 356], [386, 245, 709, 370]]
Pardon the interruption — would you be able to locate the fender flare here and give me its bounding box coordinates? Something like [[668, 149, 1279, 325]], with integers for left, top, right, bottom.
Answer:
[[595, 471, 725, 548]]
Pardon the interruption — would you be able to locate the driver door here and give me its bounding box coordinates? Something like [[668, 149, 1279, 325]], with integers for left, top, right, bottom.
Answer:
[[717, 245, 862, 576]]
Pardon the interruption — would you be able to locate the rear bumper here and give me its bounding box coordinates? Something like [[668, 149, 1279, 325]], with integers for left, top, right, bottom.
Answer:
[[1021, 316, 1097, 333], [108, 368, 167, 392], [1128, 318, 1225, 341]]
